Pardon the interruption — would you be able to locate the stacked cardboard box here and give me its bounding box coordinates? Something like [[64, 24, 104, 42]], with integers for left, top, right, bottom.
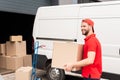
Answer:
[[6, 41, 26, 57], [0, 56, 6, 69], [10, 35, 23, 42], [6, 56, 23, 70], [0, 43, 6, 56], [15, 66, 32, 80], [0, 35, 32, 71]]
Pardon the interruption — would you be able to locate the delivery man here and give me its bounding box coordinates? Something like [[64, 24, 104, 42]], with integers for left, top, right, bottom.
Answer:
[[64, 18, 102, 80]]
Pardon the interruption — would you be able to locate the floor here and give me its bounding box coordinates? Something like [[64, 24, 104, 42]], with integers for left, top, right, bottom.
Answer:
[[0, 69, 81, 80], [0, 69, 109, 80], [2, 73, 15, 80], [0, 68, 47, 80]]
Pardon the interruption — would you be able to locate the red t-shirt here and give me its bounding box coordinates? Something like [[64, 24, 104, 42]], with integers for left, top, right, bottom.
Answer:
[[82, 34, 102, 78]]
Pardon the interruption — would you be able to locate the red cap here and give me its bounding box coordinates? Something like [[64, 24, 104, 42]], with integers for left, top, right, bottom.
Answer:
[[82, 18, 94, 27]]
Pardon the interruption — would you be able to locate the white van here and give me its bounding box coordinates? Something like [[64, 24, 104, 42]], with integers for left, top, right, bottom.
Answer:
[[33, 1, 120, 80]]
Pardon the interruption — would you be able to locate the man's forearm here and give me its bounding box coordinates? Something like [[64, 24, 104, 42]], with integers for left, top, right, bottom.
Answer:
[[73, 51, 95, 68], [73, 58, 93, 68]]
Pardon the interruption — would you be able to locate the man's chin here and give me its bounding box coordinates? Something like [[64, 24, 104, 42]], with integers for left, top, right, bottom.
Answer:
[[82, 33, 87, 36], [82, 33, 85, 35]]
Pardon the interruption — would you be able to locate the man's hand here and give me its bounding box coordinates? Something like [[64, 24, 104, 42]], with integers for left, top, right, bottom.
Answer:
[[63, 63, 74, 72]]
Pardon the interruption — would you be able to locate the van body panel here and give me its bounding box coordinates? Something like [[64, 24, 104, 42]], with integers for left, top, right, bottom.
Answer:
[[35, 19, 78, 39], [103, 56, 120, 74], [36, 5, 80, 19], [79, 1, 120, 18], [33, 1, 120, 79]]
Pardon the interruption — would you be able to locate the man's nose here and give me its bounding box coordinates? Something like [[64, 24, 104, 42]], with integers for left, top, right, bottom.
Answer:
[[81, 26, 84, 29]]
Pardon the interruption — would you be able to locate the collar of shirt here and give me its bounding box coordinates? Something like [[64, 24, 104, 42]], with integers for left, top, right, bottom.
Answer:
[[84, 34, 96, 41]]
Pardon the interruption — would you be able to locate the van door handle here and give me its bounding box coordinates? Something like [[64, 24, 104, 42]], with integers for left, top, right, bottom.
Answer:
[[119, 49, 120, 55]]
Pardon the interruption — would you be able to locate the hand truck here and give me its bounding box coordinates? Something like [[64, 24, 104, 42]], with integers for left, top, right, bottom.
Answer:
[[31, 41, 42, 80]]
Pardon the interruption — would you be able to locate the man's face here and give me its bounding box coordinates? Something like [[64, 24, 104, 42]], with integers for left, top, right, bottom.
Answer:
[[81, 22, 91, 36]]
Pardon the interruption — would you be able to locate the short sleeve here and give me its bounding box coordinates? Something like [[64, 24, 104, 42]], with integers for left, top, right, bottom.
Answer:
[[87, 38, 97, 52]]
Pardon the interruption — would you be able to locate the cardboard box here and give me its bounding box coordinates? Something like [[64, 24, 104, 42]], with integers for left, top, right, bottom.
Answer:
[[6, 56, 23, 70], [15, 66, 32, 80], [52, 41, 83, 70], [0, 43, 6, 56], [0, 56, 6, 69], [23, 55, 32, 67], [10, 35, 23, 42], [6, 41, 26, 57]]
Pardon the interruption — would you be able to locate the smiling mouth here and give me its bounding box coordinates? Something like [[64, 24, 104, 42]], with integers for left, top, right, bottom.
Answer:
[[82, 29, 86, 32]]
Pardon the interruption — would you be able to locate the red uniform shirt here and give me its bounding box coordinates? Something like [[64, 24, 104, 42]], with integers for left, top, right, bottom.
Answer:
[[82, 34, 102, 78]]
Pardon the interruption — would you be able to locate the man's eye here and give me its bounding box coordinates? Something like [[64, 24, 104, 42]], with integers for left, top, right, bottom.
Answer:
[[81, 26, 86, 27]]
